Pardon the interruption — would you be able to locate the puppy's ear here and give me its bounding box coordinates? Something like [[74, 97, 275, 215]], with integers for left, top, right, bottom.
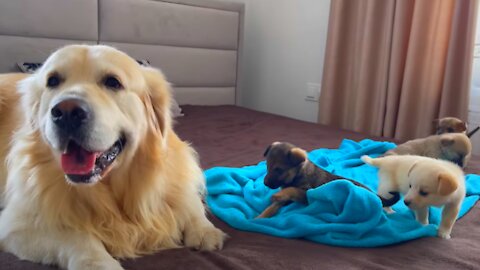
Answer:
[[440, 137, 455, 147], [264, 142, 281, 157], [437, 173, 458, 196], [455, 122, 467, 132], [288, 147, 307, 166], [263, 145, 272, 157], [141, 67, 172, 145]]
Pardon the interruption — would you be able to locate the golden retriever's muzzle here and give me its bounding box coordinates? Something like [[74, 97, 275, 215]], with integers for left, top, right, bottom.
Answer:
[[50, 98, 126, 184]]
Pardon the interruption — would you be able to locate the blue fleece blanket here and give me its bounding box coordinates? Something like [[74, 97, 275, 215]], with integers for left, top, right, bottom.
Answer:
[[205, 139, 480, 247]]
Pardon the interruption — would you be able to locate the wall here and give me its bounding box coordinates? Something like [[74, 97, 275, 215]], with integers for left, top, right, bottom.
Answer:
[[230, 0, 331, 123], [468, 10, 480, 155]]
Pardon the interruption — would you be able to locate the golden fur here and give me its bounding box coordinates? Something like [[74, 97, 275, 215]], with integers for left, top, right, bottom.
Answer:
[[0, 45, 225, 270]]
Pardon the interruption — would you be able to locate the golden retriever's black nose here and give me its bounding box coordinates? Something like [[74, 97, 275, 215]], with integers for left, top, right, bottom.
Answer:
[[51, 99, 90, 133]]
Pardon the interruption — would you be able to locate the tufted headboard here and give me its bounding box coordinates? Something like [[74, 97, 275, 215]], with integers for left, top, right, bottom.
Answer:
[[0, 0, 244, 105]]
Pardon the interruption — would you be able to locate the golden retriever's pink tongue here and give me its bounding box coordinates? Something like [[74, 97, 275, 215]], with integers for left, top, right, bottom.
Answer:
[[61, 143, 97, 175]]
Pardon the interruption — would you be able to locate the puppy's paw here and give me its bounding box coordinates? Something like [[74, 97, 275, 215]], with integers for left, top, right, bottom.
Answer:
[[419, 219, 429, 226], [271, 193, 289, 202], [383, 207, 395, 214], [184, 225, 227, 251], [438, 229, 451, 239]]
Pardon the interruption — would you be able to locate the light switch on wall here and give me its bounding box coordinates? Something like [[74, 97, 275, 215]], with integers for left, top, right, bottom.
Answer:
[[305, 83, 321, 102]]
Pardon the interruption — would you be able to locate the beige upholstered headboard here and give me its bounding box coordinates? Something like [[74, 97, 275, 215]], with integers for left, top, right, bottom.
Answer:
[[0, 0, 244, 105]]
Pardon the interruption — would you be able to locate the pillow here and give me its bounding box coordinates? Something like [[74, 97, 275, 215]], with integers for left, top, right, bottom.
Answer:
[[17, 62, 43, 74], [17, 60, 151, 73], [16, 61, 183, 117]]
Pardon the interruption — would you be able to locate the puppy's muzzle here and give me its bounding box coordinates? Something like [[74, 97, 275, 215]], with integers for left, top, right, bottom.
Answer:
[[264, 176, 280, 189], [51, 98, 91, 136]]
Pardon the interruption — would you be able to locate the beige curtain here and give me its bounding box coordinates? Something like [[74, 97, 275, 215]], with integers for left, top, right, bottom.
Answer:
[[318, 0, 478, 140]]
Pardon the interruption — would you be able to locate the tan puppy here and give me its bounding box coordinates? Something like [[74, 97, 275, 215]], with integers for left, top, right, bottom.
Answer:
[[434, 117, 480, 138], [434, 117, 467, 135], [385, 133, 472, 168], [362, 155, 465, 239], [0, 45, 225, 270]]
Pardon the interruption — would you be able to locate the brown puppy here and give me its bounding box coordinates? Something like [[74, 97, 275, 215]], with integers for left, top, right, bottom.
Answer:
[[385, 133, 472, 168], [434, 117, 479, 137], [257, 142, 398, 218]]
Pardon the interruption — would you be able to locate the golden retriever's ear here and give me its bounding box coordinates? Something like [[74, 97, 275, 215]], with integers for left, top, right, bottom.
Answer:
[[140, 67, 172, 145], [437, 173, 458, 196], [17, 74, 41, 128], [288, 147, 307, 166]]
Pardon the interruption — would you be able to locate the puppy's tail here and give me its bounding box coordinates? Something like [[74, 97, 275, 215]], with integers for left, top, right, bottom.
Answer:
[[348, 179, 400, 206], [379, 192, 400, 207], [468, 126, 480, 138], [361, 155, 380, 167]]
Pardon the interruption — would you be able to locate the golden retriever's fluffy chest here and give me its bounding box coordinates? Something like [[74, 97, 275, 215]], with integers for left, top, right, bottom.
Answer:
[[5, 130, 187, 258]]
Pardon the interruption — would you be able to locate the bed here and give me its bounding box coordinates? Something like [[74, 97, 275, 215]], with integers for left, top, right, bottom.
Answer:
[[2, 104, 479, 270], [0, 0, 479, 269]]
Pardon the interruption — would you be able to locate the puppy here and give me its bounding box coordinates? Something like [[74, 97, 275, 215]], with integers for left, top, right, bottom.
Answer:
[[434, 117, 467, 135], [257, 142, 398, 218], [0, 45, 225, 270], [434, 117, 479, 137], [384, 133, 471, 168], [362, 155, 465, 239]]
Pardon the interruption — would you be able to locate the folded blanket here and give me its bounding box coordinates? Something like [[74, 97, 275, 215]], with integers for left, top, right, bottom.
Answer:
[[205, 139, 480, 247]]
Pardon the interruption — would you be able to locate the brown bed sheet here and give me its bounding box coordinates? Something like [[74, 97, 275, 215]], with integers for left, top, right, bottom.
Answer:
[[2, 105, 480, 269]]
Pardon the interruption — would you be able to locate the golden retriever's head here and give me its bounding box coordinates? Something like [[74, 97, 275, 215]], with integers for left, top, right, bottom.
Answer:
[[18, 45, 172, 185], [404, 164, 459, 209]]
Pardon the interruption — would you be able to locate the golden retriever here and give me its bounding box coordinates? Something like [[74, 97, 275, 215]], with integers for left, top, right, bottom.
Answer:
[[0, 45, 225, 270], [362, 155, 465, 239]]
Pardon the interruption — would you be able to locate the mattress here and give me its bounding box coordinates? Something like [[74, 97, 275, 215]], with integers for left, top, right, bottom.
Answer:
[[2, 105, 479, 269]]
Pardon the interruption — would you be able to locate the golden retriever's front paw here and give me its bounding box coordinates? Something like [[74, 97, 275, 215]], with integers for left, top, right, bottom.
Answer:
[[438, 229, 451, 239], [71, 258, 124, 270], [184, 226, 227, 251]]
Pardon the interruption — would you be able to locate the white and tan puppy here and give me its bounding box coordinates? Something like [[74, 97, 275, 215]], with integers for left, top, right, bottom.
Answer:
[[384, 133, 472, 168], [0, 45, 225, 270], [362, 155, 465, 239]]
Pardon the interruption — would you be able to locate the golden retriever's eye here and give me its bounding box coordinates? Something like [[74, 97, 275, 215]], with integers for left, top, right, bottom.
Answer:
[[419, 190, 429, 197], [46, 73, 62, 88], [103, 76, 123, 90], [409, 184, 411, 188]]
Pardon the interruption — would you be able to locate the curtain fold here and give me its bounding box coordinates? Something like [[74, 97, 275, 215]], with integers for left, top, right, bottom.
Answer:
[[318, 0, 479, 141]]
